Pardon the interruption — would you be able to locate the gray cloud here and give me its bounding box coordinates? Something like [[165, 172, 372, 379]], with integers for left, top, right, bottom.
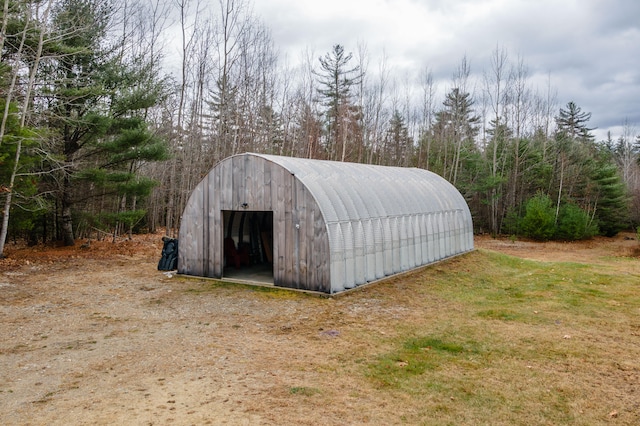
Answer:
[[253, 0, 640, 138]]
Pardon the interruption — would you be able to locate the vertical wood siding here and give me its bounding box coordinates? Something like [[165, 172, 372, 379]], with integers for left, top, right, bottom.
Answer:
[[178, 155, 330, 293], [179, 153, 473, 294]]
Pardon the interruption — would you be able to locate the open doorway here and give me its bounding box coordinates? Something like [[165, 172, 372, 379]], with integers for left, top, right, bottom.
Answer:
[[222, 210, 273, 284]]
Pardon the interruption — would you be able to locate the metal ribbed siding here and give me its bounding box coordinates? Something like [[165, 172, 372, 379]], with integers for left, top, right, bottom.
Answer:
[[257, 154, 473, 293], [179, 153, 473, 294]]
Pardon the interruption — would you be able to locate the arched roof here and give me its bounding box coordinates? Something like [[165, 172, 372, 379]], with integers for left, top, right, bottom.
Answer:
[[178, 153, 474, 294], [256, 154, 468, 224]]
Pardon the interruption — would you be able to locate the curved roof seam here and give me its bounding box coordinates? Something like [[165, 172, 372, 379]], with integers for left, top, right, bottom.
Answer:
[[321, 209, 468, 224], [255, 153, 469, 225]]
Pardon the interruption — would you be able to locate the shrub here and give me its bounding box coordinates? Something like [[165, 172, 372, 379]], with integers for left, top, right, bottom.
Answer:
[[555, 203, 599, 241], [520, 193, 556, 241], [501, 207, 521, 236]]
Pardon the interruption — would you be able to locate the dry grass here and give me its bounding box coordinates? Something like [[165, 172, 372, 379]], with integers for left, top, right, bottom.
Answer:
[[1, 234, 639, 425], [362, 250, 640, 424]]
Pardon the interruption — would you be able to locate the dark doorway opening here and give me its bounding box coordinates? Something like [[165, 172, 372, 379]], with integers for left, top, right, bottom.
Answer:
[[222, 210, 273, 284]]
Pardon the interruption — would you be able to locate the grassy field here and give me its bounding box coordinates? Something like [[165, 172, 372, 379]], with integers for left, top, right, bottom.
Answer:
[[359, 249, 640, 425]]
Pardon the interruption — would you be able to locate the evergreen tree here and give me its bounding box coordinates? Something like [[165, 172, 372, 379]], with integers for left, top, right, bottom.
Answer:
[[590, 162, 629, 236], [551, 102, 598, 227], [315, 44, 363, 161], [431, 88, 480, 183], [555, 203, 598, 240], [40, 0, 169, 245], [382, 110, 412, 166], [555, 101, 595, 142], [520, 192, 556, 241]]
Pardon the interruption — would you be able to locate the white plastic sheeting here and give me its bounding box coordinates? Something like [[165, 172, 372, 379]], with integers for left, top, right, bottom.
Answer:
[[257, 154, 473, 293]]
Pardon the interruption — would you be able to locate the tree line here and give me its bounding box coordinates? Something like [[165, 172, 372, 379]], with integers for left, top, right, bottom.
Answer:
[[1, 0, 638, 257]]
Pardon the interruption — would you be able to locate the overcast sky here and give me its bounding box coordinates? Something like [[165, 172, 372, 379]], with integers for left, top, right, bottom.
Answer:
[[252, 0, 640, 140]]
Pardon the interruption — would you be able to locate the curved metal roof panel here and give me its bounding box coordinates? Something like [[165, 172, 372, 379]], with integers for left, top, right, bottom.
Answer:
[[256, 154, 468, 223], [179, 152, 473, 294], [255, 154, 473, 292]]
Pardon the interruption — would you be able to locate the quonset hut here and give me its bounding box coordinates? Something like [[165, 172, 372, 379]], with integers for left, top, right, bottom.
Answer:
[[178, 153, 473, 294]]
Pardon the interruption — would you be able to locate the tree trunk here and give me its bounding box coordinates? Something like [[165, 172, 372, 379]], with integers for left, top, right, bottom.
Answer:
[[61, 174, 75, 246], [555, 155, 564, 224], [0, 182, 14, 258], [0, 0, 8, 55]]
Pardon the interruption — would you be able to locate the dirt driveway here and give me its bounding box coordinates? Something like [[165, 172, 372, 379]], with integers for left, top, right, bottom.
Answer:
[[1, 233, 638, 425]]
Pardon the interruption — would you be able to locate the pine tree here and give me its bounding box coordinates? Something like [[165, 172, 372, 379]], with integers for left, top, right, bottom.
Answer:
[[520, 192, 556, 241], [40, 0, 169, 245], [590, 162, 629, 237], [431, 88, 480, 183], [555, 101, 595, 142], [315, 44, 363, 161], [382, 110, 412, 166], [551, 102, 598, 226]]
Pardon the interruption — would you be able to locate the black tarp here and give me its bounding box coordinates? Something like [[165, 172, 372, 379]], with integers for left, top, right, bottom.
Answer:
[[157, 237, 178, 271]]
